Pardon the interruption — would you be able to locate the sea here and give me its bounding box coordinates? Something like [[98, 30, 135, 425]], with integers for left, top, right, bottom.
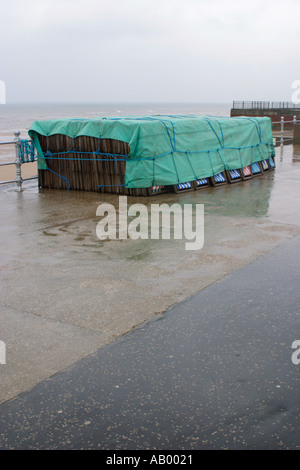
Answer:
[[0, 102, 231, 163]]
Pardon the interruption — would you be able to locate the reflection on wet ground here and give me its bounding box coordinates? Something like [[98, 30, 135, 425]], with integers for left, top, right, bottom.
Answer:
[[0, 144, 300, 404]]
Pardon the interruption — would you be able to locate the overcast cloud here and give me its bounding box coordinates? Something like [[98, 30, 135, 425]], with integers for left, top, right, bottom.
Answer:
[[0, 0, 299, 103]]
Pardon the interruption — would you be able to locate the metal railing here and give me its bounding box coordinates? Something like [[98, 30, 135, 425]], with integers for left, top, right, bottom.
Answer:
[[0, 131, 37, 191], [272, 116, 300, 146], [233, 101, 300, 110]]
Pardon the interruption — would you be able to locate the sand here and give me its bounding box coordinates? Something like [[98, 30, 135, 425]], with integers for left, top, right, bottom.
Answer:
[[0, 161, 37, 183]]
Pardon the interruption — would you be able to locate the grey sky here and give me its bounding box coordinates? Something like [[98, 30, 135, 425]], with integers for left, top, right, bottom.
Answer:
[[0, 0, 299, 103]]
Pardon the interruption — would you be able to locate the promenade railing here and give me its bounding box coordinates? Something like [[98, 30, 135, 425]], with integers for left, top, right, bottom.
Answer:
[[0, 131, 37, 191]]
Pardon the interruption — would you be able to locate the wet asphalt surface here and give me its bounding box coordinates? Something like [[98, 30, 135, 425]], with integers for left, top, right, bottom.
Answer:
[[1, 234, 300, 450]]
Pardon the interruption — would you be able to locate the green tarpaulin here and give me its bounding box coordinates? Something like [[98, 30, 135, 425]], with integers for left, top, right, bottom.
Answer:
[[28, 115, 274, 188]]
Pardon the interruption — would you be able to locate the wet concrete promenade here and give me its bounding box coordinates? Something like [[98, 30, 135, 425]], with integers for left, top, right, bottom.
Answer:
[[0, 144, 300, 449], [1, 233, 300, 449]]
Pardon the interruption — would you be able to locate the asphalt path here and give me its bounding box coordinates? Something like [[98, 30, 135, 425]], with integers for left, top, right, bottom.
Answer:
[[1, 235, 300, 450]]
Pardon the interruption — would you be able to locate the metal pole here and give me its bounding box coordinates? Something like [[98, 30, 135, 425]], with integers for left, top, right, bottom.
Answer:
[[14, 130, 23, 192], [280, 116, 284, 147]]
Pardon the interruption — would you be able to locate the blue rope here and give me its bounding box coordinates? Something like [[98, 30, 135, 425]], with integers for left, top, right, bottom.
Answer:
[[241, 116, 262, 142], [185, 150, 198, 181], [38, 140, 272, 164], [20, 139, 36, 163], [217, 149, 228, 170], [152, 158, 155, 187], [37, 116, 274, 189], [202, 118, 223, 149], [238, 148, 244, 169], [171, 152, 180, 184], [207, 151, 215, 176], [215, 119, 225, 148], [47, 168, 71, 190], [95, 136, 101, 154]]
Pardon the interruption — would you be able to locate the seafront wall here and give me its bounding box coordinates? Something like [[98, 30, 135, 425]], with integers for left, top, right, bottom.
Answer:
[[294, 124, 300, 144], [230, 108, 300, 126]]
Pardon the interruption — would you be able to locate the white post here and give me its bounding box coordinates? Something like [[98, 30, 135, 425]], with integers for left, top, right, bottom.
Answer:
[[280, 116, 284, 146], [293, 115, 297, 126], [14, 130, 23, 192], [0, 340, 6, 365]]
